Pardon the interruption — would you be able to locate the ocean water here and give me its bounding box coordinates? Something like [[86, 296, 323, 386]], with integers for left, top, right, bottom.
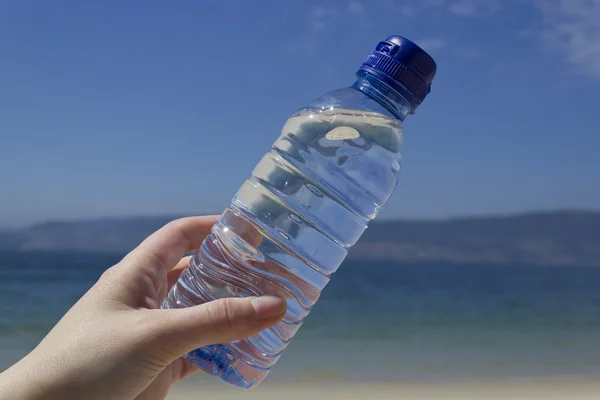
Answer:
[[2, 251, 600, 382]]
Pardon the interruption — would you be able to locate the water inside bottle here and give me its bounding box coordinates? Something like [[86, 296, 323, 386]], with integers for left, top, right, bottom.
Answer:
[[163, 108, 403, 388]]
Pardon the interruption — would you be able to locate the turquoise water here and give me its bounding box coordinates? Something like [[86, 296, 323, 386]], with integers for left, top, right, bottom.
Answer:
[[2, 251, 600, 382]]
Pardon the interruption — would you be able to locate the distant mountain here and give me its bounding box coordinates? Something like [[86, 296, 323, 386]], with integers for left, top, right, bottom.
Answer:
[[4, 215, 186, 253], [353, 211, 600, 267], [1, 211, 599, 267]]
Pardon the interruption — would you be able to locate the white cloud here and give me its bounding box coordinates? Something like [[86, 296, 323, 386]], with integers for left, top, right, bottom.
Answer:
[[287, 0, 600, 82], [409, 0, 504, 16], [397, 4, 416, 17], [449, 0, 480, 16], [534, 0, 600, 80], [287, 2, 367, 59], [421, 0, 448, 8], [286, 5, 338, 58], [416, 38, 446, 51], [347, 0, 365, 14], [310, 5, 338, 19], [446, 0, 507, 17], [410, 0, 600, 81], [310, 20, 326, 33], [453, 45, 483, 58]]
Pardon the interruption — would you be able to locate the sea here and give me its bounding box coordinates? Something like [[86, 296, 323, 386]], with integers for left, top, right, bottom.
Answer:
[[2, 251, 600, 383]]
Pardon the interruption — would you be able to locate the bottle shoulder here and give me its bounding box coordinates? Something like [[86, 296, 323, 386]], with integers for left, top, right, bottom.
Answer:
[[300, 87, 400, 122]]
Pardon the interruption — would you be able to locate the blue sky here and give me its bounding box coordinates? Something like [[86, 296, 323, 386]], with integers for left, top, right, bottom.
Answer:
[[1, 0, 599, 227]]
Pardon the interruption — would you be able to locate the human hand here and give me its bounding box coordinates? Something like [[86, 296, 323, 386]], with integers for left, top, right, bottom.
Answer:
[[0, 216, 286, 400]]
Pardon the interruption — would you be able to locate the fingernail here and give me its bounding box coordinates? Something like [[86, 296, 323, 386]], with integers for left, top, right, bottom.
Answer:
[[251, 296, 286, 319]]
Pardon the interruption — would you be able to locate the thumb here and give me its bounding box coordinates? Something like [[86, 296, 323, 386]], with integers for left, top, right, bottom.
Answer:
[[149, 296, 286, 359]]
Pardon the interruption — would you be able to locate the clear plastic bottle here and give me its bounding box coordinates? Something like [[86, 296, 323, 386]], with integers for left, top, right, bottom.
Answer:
[[162, 35, 437, 388]]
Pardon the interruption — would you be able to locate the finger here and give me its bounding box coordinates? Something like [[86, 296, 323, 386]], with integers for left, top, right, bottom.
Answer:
[[124, 215, 219, 273], [133, 371, 171, 400], [147, 296, 286, 360], [169, 357, 200, 382], [177, 358, 200, 381], [166, 256, 191, 291]]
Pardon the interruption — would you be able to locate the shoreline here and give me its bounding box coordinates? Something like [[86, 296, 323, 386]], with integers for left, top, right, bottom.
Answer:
[[167, 375, 600, 399]]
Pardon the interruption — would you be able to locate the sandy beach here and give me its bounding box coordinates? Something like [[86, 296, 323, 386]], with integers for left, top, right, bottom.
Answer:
[[167, 377, 600, 400]]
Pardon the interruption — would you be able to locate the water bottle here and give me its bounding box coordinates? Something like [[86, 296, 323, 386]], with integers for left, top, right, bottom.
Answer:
[[162, 35, 437, 388]]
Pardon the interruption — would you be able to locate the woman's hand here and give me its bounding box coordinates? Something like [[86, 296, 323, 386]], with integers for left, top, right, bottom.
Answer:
[[0, 216, 286, 400]]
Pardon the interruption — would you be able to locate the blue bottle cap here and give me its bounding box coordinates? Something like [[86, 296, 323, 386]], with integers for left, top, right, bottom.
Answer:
[[358, 35, 437, 110]]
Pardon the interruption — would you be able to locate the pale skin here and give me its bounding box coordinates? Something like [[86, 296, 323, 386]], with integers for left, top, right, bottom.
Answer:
[[0, 216, 287, 400]]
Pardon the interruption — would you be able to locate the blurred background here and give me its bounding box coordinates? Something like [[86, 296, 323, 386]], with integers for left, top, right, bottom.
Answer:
[[1, 1, 600, 399]]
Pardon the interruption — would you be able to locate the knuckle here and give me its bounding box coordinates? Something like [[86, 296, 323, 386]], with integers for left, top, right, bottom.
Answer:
[[164, 218, 188, 237], [213, 298, 238, 331], [169, 218, 196, 251], [99, 264, 120, 282]]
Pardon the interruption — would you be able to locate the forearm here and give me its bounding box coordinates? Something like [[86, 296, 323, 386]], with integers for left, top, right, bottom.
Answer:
[[0, 356, 67, 400]]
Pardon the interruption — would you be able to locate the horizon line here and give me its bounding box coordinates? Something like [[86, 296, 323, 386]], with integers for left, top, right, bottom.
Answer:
[[3, 208, 600, 231]]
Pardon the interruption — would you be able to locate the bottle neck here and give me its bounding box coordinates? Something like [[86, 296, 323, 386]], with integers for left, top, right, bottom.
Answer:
[[352, 73, 415, 120]]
